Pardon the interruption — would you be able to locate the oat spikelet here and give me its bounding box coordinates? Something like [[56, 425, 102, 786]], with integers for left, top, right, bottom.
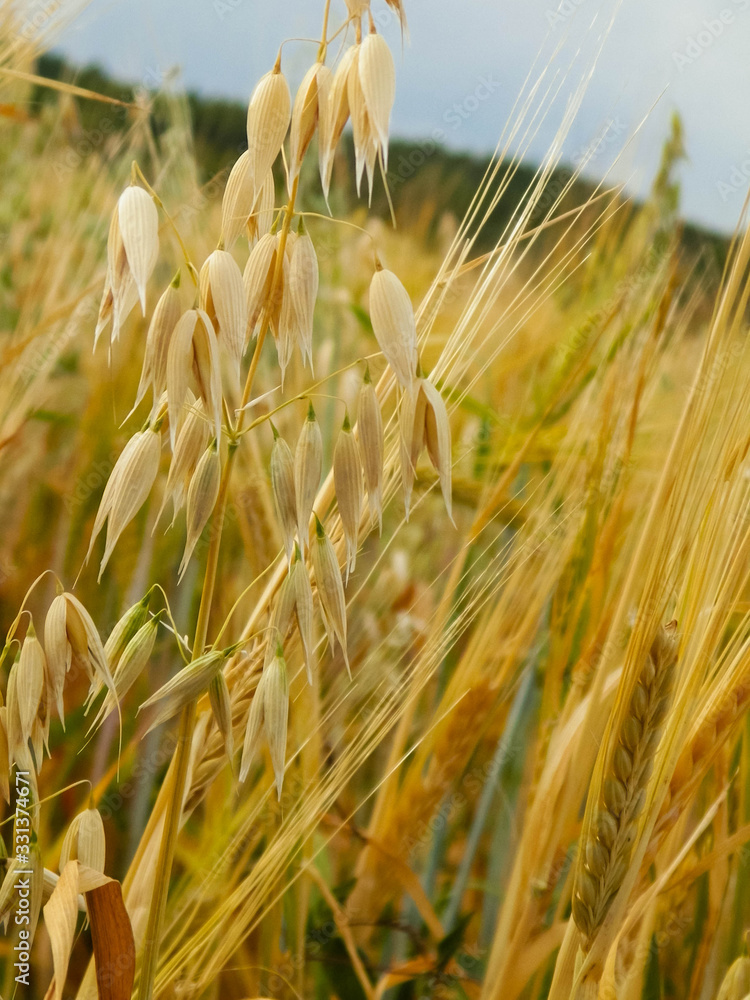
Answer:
[[359, 30, 396, 168], [400, 376, 453, 522], [166, 308, 222, 448], [270, 423, 297, 564], [117, 184, 159, 313], [134, 274, 182, 415], [716, 957, 750, 1000], [289, 60, 332, 185], [59, 806, 106, 873], [287, 221, 318, 373], [95, 201, 138, 347], [179, 439, 222, 581], [312, 515, 350, 675], [243, 231, 278, 345], [333, 411, 363, 581], [90, 616, 160, 729], [221, 151, 254, 249], [0, 705, 9, 803], [240, 640, 288, 797], [369, 265, 419, 389], [294, 402, 323, 556], [45, 593, 117, 720], [209, 671, 233, 761], [87, 424, 163, 579], [246, 62, 291, 180], [16, 622, 46, 753], [291, 551, 315, 684], [157, 398, 208, 525], [199, 249, 247, 379], [358, 364, 384, 532], [139, 649, 226, 733], [5, 662, 23, 766], [319, 45, 358, 202], [103, 594, 152, 674], [347, 43, 376, 197], [250, 169, 275, 244], [571, 624, 679, 944], [268, 545, 315, 683]]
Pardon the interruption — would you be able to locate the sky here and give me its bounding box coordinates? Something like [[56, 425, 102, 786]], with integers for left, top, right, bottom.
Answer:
[[39, 0, 750, 234]]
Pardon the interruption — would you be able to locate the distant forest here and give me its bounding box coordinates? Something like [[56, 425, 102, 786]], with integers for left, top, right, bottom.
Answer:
[[35, 53, 728, 271]]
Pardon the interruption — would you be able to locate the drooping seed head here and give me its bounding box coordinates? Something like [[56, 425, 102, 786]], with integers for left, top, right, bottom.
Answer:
[[61, 594, 116, 702], [359, 31, 395, 166], [369, 267, 419, 390], [289, 61, 332, 184], [0, 705, 8, 803], [221, 151, 255, 249], [399, 378, 427, 520], [157, 398, 208, 524], [250, 169, 275, 244], [59, 806, 106, 873], [243, 231, 278, 345], [94, 204, 139, 348], [246, 65, 291, 180], [133, 277, 182, 417], [294, 404, 323, 556], [208, 671, 233, 762], [421, 376, 454, 522], [333, 413, 364, 581], [139, 648, 226, 733], [287, 225, 318, 373], [104, 595, 152, 675], [117, 185, 159, 314], [199, 250, 247, 380], [270, 426, 298, 564], [346, 43, 374, 197], [166, 309, 222, 448], [89, 616, 161, 733], [291, 550, 315, 684], [179, 440, 222, 581], [264, 646, 289, 799], [357, 366, 384, 532], [717, 957, 750, 1000], [90, 425, 163, 580], [16, 623, 46, 752], [312, 516, 350, 674], [319, 45, 358, 201]]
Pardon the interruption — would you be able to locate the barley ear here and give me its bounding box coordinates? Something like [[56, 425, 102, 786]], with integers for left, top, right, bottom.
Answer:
[[571, 624, 679, 944]]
